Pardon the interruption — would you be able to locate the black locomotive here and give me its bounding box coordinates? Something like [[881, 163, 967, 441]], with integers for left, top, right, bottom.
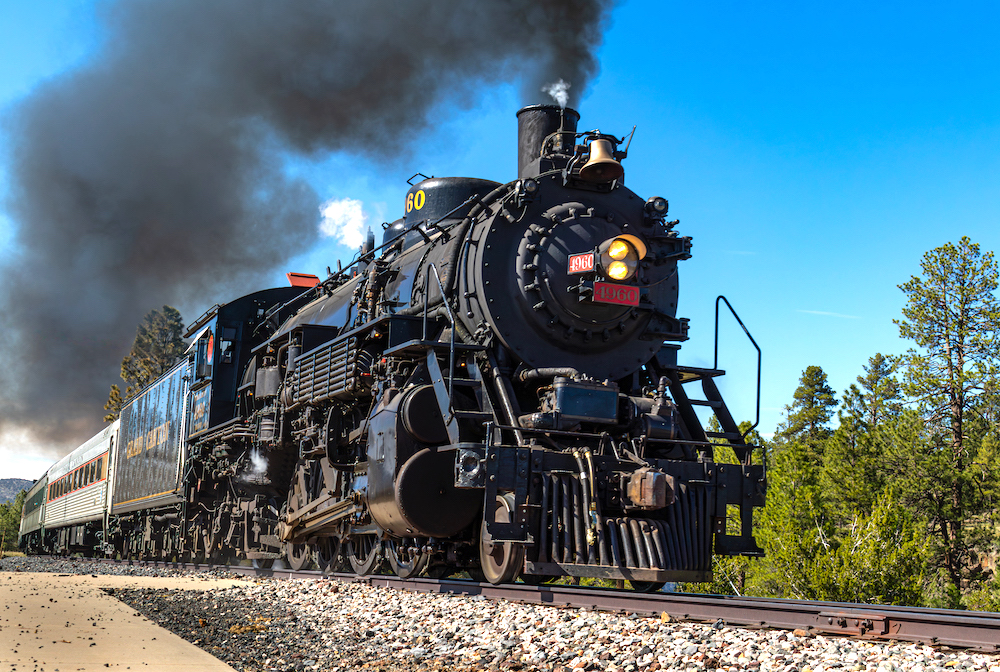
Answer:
[[26, 105, 766, 589]]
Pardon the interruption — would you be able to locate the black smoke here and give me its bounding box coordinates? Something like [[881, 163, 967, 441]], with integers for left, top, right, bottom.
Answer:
[[0, 0, 614, 445]]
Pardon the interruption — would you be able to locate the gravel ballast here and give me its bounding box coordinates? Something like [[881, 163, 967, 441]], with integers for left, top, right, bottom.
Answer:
[[4, 556, 1000, 672]]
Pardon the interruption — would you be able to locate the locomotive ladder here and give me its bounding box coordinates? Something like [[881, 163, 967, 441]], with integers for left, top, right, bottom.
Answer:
[[665, 295, 762, 466], [668, 369, 753, 465]]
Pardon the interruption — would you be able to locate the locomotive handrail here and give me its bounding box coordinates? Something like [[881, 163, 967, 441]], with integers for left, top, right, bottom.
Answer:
[[714, 295, 761, 439], [488, 423, 754, 451]]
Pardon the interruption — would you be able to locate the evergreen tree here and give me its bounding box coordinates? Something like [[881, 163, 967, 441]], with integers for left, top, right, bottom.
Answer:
[[0, 489, 26, 553], [822, 354, 903, 517], [104, 306, 186, 421], [895, 236, 1000, 595], [741, 360, 932, 606], [775, 365, 837, 455], [842, 353, 903, 430], [748, 438, 833, 599], [815, 489, 928, 605]]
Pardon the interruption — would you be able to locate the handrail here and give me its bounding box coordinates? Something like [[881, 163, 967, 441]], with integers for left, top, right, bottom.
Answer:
[[714, 296, 761, 439]]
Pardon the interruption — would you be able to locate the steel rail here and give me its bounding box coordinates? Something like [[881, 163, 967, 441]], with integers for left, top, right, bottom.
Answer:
[[87, 558, 1000, 653]]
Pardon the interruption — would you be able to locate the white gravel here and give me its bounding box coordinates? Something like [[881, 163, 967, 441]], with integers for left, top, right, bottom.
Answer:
[[4, 556, 999, 672], [240, 578, 1000, 672]]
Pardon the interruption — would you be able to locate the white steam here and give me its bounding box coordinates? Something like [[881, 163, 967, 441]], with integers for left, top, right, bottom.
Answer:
[[319, 197, 368, 248], [250, 449, 267, 476], [542, 79, 571, 108], [239, 448, 270, 485]]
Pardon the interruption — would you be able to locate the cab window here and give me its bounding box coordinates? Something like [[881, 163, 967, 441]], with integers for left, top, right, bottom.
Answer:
[[196, 330, 214, 380]]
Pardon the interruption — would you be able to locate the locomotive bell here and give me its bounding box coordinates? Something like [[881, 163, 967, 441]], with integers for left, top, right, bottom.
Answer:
[[579, 138, 624, 183]]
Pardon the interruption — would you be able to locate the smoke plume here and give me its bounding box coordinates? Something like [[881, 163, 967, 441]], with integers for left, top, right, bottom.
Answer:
[[0, 0, 614, 446]]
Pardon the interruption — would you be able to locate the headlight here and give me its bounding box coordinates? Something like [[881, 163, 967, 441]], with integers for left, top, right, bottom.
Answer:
[[608, 239, 631, 260], [599, 236, 641, 281], [607, 260, 632, 280]]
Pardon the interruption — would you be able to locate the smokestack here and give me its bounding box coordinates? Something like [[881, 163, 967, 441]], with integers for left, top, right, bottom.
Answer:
[[516, 104, 581, 178]]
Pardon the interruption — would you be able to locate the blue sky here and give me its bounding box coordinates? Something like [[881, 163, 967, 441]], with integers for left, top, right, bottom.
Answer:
[[1, 0, 999, 479]]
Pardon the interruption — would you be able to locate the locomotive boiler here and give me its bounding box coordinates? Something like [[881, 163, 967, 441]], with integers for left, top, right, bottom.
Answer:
[[24, 104, 765, 589]]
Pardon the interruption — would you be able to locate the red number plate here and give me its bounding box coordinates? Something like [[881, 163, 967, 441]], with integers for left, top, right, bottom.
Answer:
[[593, 282, 640, 306], [568, 252, 595, 274]]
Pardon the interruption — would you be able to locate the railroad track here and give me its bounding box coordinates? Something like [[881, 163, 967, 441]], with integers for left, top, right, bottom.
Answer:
[[90, 557, 1000, 653]]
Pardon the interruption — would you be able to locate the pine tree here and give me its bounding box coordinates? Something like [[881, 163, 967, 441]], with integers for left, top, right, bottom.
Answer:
[[817, 489, 928, 606], [895, 236, 1000, 597], [746, 360, 932, 605], [104, 306, 186, 420], [843, 353, 903, 430], [749, 438, 833, 600], [775, 365, 837, 456], [822, 354, 903, 517]]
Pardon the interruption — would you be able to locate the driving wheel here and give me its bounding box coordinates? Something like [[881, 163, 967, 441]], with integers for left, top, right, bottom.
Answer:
[[314, 537, 340, 573], [347, 535, 382, 576], [285, 542, 312, 571]]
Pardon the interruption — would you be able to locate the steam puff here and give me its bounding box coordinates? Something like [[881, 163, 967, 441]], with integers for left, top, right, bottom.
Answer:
[[0, 0, 614, 447], [543, 79, 571, 108], [320, 198, 368, 249]]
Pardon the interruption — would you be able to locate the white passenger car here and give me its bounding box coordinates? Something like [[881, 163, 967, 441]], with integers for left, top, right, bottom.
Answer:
[[18, 476, 47, 552], [42, 421, 119, 554]]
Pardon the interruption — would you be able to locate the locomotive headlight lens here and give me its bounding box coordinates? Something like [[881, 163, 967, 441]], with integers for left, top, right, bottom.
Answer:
[[607, 260, 632, 280], [598, 235, 645, 282], [608, 239, 631, 260]]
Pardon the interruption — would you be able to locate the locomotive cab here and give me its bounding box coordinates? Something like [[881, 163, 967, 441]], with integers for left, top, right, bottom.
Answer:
[[185, 286, 308, 438]]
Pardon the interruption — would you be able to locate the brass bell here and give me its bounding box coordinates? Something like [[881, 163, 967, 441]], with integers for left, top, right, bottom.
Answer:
[[579, 138, 624, 183]]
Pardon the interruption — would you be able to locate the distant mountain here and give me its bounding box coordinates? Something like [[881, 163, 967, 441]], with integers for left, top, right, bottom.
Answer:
[[0, 478, 33, 504]]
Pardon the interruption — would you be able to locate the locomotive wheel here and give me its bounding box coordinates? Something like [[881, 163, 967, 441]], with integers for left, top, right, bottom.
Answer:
[[385, 538, 428, 579], [347, 535, 382, 576], [285, 542, 312, 571], [629, 581, 666, 593], [479, 493, 525, 585], [314, 537, 340, 573], [283, 461, 315, 572], [251, 558, 274, 569]]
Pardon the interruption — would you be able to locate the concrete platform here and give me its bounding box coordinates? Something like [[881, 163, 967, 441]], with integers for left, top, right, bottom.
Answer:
[[0, 571, 244, 671]]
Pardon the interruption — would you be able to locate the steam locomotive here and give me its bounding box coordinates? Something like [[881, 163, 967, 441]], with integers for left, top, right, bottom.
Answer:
[[21, 105, 765, 589]]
